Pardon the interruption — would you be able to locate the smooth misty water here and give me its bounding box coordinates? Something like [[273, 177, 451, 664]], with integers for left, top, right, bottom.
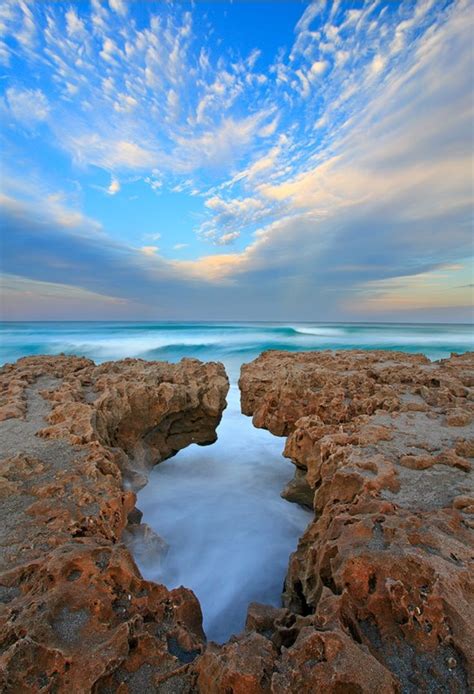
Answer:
[[1, 321, 472, 641], [135, 384, 311, 642]]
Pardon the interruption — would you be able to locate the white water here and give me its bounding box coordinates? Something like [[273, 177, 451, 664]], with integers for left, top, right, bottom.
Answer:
[[134, 384, 311, 643], [2, 321, 473, 368]]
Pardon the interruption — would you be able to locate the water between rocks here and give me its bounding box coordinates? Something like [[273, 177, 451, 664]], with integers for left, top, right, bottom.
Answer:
[[134, 383, 311, 643]]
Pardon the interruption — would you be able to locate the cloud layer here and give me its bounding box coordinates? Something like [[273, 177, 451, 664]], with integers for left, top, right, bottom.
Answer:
[[0, 0, 472, 321]]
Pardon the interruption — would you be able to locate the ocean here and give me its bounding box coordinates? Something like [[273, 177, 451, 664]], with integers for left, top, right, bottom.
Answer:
[[1, 321, 473, 642], [1, 321, 473, 378]]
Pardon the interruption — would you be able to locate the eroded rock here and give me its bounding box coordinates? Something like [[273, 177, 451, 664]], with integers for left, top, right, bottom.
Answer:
[[2, 349, 473, 693], [0, 355, 228, 693], [237, 349, 474, 693]]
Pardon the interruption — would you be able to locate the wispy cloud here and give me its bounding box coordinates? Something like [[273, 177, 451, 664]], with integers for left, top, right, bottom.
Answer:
[[4, 86, 50, 126], [347, 263, 474, 314], [140, 245, 159, 256], [0, 0, 472, 320], [0, 273, 131, 320], [3, 1, 275, 183]]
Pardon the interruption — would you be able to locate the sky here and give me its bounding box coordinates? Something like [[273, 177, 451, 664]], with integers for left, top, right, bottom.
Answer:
[[0, 0, 473, 322]]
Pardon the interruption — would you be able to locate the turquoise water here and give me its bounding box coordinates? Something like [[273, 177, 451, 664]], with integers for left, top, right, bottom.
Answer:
[[1, 321, 473, 378], [1, 321, 472, 642]]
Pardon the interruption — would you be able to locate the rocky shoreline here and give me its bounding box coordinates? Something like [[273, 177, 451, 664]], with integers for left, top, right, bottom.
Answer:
[[0, 350, 472, 692], [0, 355, 228, 692]]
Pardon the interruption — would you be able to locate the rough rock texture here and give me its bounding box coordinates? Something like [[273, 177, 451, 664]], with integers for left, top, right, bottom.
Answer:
[[237, 349, 474, 693], [0, 355, 228, 693], [2, 349, 473, 693]]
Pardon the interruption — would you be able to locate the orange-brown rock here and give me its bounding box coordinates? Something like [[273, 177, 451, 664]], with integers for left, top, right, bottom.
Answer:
[[0, 355, 228, 693], [194, 632, 277, 694], [237, 350, 474, 693], [2, 349, 473, 693]]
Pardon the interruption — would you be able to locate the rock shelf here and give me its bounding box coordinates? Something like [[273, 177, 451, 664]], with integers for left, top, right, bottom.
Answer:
[[238, 350, 473, 692], [0, 355, 228, 692], [0, 350, 473, 693]]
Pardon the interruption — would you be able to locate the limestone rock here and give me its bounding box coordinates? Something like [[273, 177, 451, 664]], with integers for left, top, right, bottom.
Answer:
[[194, 632, 276, 694], [238, 349, 474, 693], [2, 349, 473, 692], [0, 355, 228, 693]]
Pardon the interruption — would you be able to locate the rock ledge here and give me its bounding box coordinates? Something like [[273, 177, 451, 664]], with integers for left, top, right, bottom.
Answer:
[[1, 349, 473, 693], [236, 349, 473, 693], [0, 355, 228, 693]]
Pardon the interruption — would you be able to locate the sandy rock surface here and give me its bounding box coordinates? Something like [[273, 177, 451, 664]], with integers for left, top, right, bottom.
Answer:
[[237, 349, 474, 692], [0, 355, 228, 693]]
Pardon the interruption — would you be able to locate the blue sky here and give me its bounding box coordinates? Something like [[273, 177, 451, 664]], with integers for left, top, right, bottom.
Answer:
[[0, 0, 472, 321]]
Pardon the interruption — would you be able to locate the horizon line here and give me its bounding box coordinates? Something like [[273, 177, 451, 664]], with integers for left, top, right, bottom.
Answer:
[[1, 319, 473, 327]]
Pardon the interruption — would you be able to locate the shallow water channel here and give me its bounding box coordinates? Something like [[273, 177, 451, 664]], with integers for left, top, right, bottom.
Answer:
[[134, 384, 311, 643]]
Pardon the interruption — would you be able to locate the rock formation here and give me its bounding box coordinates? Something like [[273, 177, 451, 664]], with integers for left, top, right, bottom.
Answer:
[[1, 349, 472, 693], [0, 355, 228, 692], [238, 349, 473, 692]]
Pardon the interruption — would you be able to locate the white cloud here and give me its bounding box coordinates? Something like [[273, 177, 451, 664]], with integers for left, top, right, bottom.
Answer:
[[217, 231, 240, 246], [65, 133, 157, 170], [176, 0, 474, 296], [15, 1, 36, 54], [107, 178, 121, 195], [65, 8, 85, 37], [1, 0, 472, 321], [335, 49, 349, 67], [172, 112, 271, 172], [259, 116, 279, 138], [5, 87, 50, 126], [370, 54, 386, 76], [219, 143, 284, 189], [144, 173, 162, 192], [310, 60, 327, 76], [16, 1, 277, 179], [109, 0, 128, 17], [291, 1, 326, 59], [100, 37, 119, 64], [140, 245, 159, 256], [205, 195, 263, 216], [167, 89, 179, 113], [199, 194, 271, 245], [113, 93, 138, 113], [0, 188, 102, 235]]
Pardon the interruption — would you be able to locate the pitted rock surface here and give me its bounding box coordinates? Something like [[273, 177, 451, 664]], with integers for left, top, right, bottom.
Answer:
[[0, 355, 228, 693], [236, 349, 473, 693], [1, 350, 473, 693]]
